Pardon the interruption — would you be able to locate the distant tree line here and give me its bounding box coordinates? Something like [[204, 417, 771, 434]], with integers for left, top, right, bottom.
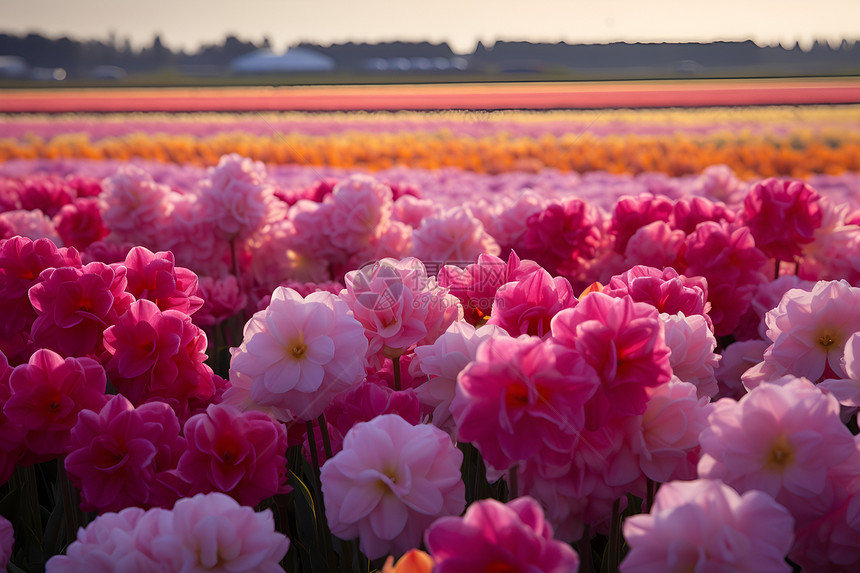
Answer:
[[0, 33, 266, 76]]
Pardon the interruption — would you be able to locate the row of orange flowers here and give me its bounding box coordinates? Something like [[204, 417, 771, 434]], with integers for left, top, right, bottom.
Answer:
[[3, 129, 860, 178]]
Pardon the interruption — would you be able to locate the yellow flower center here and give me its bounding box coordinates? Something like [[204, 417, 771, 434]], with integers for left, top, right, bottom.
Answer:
[[818, 332, 836, 348], [765, 434, 795, 471]]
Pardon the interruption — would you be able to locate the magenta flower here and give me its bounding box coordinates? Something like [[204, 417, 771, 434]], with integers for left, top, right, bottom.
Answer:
[[29, 261, 133, 357], [425, 496, 580, 573], [609, 193, 674, 254], [487, 267, 577, 338], [740, 178, 823, 261], [193, 275, 248, 327], [3, 349, 107, 458], [621, 220, 685, 269], [670, 195, 735, 235], [0, 236, 81, 361], [0, 515, 12, 571], [522, 197, 602, 276], [437, 251, 541, 326], [226, 286, 368, 422], [177, 403, 290, 506], [119, 246, 203, 315], [451, 335, 598, 472], [603, 265, 711, 329], [551, 292, 672, 422], [53, 197, 109, 251], [64, 394, 186, 513], [320, 414, 465, 560], [679, 221, 768, 336], [699, 377, 857, 504], [151, 493, 290, 573], [621, 479, 794, 573], [102, 299, 216, 418]]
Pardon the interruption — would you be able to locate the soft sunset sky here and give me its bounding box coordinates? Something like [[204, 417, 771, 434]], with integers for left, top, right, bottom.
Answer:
[[1, 0, 858, 53]]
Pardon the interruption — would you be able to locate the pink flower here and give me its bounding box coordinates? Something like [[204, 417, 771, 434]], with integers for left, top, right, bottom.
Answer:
[[484, 189, 547, 251], [425, 496, 580, 573], [699, 377, 857, 503], [763, 280, 860, 382], [740, 178, 823, 261], [630, 378, 712, 482], [691, 164, 747, 205], [410, 321, 509, 433], [820, 332, 860, 407], [151, 493, 290, 573], [0, 515, 12, 570], [29, 261, 133, 357], [102, 299, 215, 418], [621, 221, 685, 269], [101, 164, 178, 247], [199, 153, 285, 240], [487, 267, 577, 338], [679, 221, 769, 336], [393, 194, 438, 228], [53, 197, 109, 251], [119, 246, 203, 315], [226, 286, 368, 422], [320, 414, 465, 560], [621, 479, 794, 573], [328, 175, 394, 252], [341, 258, 451, 363], [603, 265, 711, 329], [177, 403, 290, 506], [715, 339, 769, 399], [437, 251, 541, 326], [660, 313, 720, 398], [0, 210, 61, 245], [798, 198, 860, 285], [609, 193, 674, 255], [64, 394, 186, 513], [551, 292, 672, 422], [3, 349, 107, 458], [669, 195, 735, 235], [0, 236, 80, 361], [451, 335, 598, 472], [193, 274, 248, 327], [522, 197, 602, 276], [45, 506, 167, 573], [412, 207, 500, 263]]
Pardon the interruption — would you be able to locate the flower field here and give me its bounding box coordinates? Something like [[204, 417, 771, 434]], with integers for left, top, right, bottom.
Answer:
[[1, 99, 860, 572]]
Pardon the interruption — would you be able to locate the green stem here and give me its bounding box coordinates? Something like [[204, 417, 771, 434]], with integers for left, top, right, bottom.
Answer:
[[306, 421, 338, 573], [607, 498, 621, 573], [57, 458, 81, 545], [318, 414, 334, 462], [645, 479, 656, 513], [578, 526, 595, 573], [392, 355, 401, 391], [774, 259, 781, 280]]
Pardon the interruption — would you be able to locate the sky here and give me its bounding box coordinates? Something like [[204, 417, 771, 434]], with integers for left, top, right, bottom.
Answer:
[[1, 0, 859, 54]]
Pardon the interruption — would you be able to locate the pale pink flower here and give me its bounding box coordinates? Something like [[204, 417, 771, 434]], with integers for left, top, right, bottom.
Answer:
[[740, 177, 823, 262], [764, 279, 860, 381], [660, 312, 720, 398], [198, 153, 285, 240], [819, 331, 860, 407], [177, 404, 290, 506], [715, 339, 769, 399], [621, 479, 794, 573], [320, 414, 465, 560], [0, 515, 12, 570], [630, 378, 712, 482], [328, 175, 394, 252], [736, 274, 816, 341], [45, 506, 168, 573], [412, 206, 500, 263], [798, 198, 860, 285], [487, 267, 577, 338], [227, 287, 368, 422], [690, 164, 747, 206], [484, 189, 548, 251], [247, 218, 331, 287], [0, 209, 62, 245], [102, 164, 178, 247], [392, 194, 438, 228], [699, 377, 857, 504], [622, 220, 685, 269], [410, 322, 509, 433], [425, 496, 580, 573], [451, 335, 598, 472], [151, 493, 290, 573]]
